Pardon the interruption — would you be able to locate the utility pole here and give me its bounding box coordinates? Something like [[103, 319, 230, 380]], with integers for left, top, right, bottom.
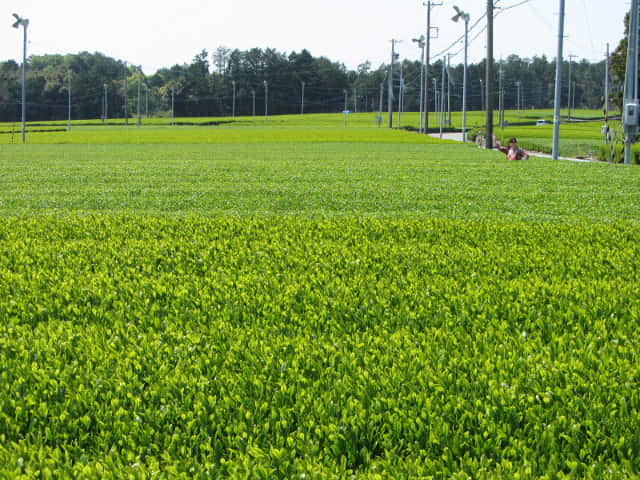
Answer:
[[552, 0, 566, 161], [171, 89, 174, 126], [264, 81, 269, 125], [67, 71, 72, 132], [344, 89, 348, 112], [423, 1, 442, 135], [232, 80, 236, 118], [137, 67, 141, 127], [623, 0, 639, 165], [388, 39, 399, 128], [568, 54, 577, 121], [485, 0, 494, 149], [301, 81, 305, 114]]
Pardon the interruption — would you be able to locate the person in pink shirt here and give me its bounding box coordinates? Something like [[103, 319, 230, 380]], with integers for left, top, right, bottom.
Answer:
[[494, 135, 530, 161]]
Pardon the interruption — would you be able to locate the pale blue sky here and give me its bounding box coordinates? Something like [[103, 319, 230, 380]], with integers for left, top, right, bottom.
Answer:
[[1, 0, 629, 74]]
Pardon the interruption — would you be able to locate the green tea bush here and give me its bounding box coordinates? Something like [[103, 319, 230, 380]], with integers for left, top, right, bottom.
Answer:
[[1, 215, 640, 478], [597, 144, 640, 164]]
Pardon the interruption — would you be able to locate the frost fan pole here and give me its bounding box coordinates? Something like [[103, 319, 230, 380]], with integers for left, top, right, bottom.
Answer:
[[12, 14, 28, 143]]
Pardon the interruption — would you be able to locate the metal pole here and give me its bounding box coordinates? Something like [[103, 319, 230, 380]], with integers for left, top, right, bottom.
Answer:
[[568, 54, 577, 121], [301, 81, 305, 114], [552, 0, 566, 161], [499, 59, 504, 128], [424, 1, 431, 134], [516, 81, 521, 121], [433, 78, 437, 114], [388, 40, 397, 128], [605, 43, 609, 121], [68, 71, 71, 132], [419, 40, 425, 133], [623, 0, 640, 165], [485, 0, 494, 148], [354, 87, 357, 113], [398, 63, 403, 129], [137, 67, 141, 127], [251, 89, 256, 126], [462, 17, 468, 142], [264, 81, 268, 125], [21, 22, 27, 143], [104, 84, 108, 126], [480, 79, 484, 112], [171, 89, 174, 126], [605, 43, 610, 144], [145, 84, 149, 118], [440, 57, 445, 139], [378, 72, 386, 128], [447, 54, 452, 127], [232, 80, 236, 118], [124, 76, 128, 126]]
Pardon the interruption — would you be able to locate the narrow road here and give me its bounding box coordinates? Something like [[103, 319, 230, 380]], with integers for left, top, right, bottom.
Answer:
[[428, 132, 595, 163]]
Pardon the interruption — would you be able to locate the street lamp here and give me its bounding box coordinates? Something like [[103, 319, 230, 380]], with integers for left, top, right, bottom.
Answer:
[[452, 6, 470, 142], [12, 13, 29, 144]]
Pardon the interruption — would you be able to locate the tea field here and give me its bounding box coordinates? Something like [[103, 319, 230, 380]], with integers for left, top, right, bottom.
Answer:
[[1, 123, 639, 478]]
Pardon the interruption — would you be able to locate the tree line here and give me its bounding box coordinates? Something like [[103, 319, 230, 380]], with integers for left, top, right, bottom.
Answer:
[[0, 45, 619, 124]]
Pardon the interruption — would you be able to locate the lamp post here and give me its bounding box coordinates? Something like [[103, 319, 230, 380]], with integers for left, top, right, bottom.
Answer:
[[452, 6, 470, 142], [12, 13, 29, 144]]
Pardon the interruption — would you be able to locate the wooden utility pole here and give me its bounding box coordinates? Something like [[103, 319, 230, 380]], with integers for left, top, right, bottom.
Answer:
[[485, 0, 494, 149]]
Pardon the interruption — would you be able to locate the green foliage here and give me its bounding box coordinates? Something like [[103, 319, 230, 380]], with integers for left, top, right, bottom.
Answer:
[[0, 124, 639, 477], [1, 216, 640, 478], [597, 143, 640, 164]]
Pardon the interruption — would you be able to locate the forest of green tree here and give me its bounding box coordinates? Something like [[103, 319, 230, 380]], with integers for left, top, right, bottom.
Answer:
[[0, 45, 620, 124]]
